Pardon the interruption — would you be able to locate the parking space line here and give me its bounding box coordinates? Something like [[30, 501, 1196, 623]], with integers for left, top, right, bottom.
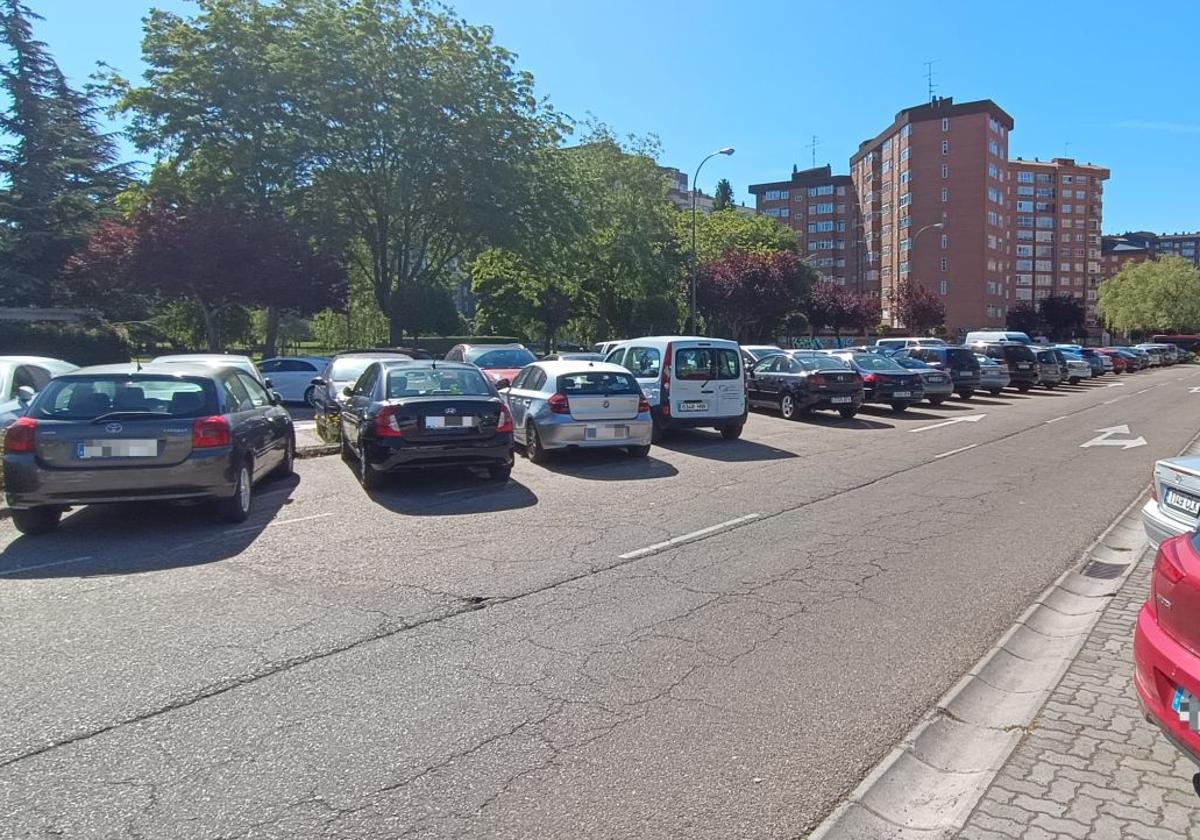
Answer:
[[270, 513, 334, 526], [0, 555, 94, 576], [618, 513, 761, 561], [934, 444, 979, 459], [1044, 415, 1069, 424]]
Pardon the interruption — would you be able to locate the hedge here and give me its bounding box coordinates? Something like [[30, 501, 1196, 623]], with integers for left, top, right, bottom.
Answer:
[[0, 321, 130, 367]]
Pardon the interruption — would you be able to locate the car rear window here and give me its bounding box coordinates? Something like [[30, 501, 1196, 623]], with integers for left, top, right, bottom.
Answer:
[[945, 349, 977, 368], [674, 347, 740, 380], [386, 367, 492, 398], [852, 354, 905, 372], [332, 357, 377, 382], [467, 347, 536, 368], [798, 356, 851, 371], [1003, 345, 1036, 363], [33, 376, 217, 420], [893, 356, 931, 370], [557, 371, 640, 395]]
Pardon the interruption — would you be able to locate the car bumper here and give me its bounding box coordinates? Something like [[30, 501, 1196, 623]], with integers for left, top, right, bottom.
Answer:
[[1142, 498, 1194, 548], [536, 415, 653, 450], [3, 449, 234, 508], [949, 375, 982, 390], [800, 392, 864, 412], [865, 389, 925, 405], [657, 405, 747, 430], [368, 434, 514, 471], [1134, 602, 1200, 768], [921, 382, 955, 397], [979, 374, 1010, 389]]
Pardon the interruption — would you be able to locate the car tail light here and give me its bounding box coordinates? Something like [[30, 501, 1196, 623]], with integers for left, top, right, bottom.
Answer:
[[1157, 545, 1186, 585], [374, 406, 403, 437], [809, 373, 826, 386], [861, 372, 877, 384], [496, 405, 513, 433], [547, 392, 571, 415], [192, 415, 231, 448], [638, 394, 651, 414], [4, 416, 36, 454]]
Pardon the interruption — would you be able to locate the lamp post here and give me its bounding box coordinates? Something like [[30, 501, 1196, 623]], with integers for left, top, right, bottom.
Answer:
[[690, 147, 735, 334]]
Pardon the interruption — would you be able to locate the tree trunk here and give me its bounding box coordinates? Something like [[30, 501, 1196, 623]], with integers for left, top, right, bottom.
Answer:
[[263, 306, 281, 359], [196, 297, 221, 352], [388, 289, 404, 346]]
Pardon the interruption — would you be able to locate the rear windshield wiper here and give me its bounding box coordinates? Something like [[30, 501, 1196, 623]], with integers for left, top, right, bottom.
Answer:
[[89, 411, 167, 424]]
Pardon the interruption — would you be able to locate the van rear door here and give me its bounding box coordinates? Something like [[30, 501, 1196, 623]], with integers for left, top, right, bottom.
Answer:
[[670, 344, 744, 418]]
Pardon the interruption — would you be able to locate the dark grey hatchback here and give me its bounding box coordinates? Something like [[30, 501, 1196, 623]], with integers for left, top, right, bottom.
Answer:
[[2, 364, 295, 535]]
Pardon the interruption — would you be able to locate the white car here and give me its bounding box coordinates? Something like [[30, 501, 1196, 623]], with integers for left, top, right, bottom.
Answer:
[[873, 337, 947, 352], [1144, 457, 1200, 548], [258, 356, 330, 403], [151, 354, 265, 385], [0, 355, 79, 429], [1064, 356, 1091, 384]]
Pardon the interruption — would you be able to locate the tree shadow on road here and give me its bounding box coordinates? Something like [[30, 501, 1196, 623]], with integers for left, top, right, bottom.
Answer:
[[654, 429, 799, 461]]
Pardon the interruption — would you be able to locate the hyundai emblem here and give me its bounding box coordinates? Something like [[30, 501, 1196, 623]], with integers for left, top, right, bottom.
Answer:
[[105, 423, 123, 434]]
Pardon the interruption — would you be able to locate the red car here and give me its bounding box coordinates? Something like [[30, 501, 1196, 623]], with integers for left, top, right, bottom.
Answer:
[[443, 343, 536, 389], [1097, 348, 1129, 374], [1134, 532, 1200, 770]]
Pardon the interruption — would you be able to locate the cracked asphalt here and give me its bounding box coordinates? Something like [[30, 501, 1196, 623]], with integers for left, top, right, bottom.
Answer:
[[2, 364, 1199, 839]]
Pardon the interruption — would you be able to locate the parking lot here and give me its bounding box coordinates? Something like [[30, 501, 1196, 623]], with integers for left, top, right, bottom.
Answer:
[[2, 364, 1199, 839]]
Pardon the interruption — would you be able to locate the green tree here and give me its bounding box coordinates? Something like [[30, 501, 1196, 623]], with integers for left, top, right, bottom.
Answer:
[[1006, 300, 1043, 336], [1038, 294, 1085, 341], [681, 207, 798, 264], [0, 0, 128, 305], [1098, 256, 1200, 336], [712, 178, 734, 212]]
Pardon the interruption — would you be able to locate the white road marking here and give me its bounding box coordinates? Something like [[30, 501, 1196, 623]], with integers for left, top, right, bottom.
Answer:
[[934, 444, 979, 459], [0, 555, 94, 576], [293, 421, 317, 430], [1044, 415, 1069, 424], [1106, 381, 1125, 387], [908, 414, 987, 433], [270, 513, 334, 526], [1080, 425, 1147, 450], [1137, 388, 1152, 394], [618, 513, 762, 560], [436, 487, 478, 496], [1101, 397, 1125, 405], [1190, 387, 1200, 393]]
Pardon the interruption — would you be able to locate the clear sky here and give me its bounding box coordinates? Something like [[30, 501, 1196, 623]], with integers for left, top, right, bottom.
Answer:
[[27, 0, 1200, 234]]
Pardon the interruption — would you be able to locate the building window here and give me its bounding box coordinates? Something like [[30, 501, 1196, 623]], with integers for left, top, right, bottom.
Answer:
[[988, 139, 999, 155], [1075, 190, 1086, 200], [1036, 216, 1055, 229], [900, 238, 911, 251], [987, 210, 1000, 227], [882, 160, 892, 174], [899, 217, 911, 229], [883, 138, 893, 154], [941, 164, 949, 179], [899, 193, 912, 207], [987, 186, 1002, 204], [1017, 171, 1034, 183], [939, 279, 949, 295], [1016, 200, 1033, 212], [900, 171, 910, 184], [939, 258, 947, 272], [988, 163, 999, 180], [1017, 185, 1034, 196], [900, 148, 910, 162], [900, 124, 911, 139], [763, 189, 790, 201], [812, 202, 834, 214], [1061, 175, 1073, 184], [941, 118, 949, 132], [808, 185, 834, 197], [940, 234, 948, 249], [1016, 245, 1033, 257], [941, 140, 949, 155], [940, 188, 948, 202]]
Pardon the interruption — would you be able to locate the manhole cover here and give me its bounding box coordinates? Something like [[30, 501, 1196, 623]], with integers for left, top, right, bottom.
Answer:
[[1081, 560, 1128, 580]]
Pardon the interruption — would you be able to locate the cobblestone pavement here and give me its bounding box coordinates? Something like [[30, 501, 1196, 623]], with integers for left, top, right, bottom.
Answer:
[[957, 551, 1200, 840]]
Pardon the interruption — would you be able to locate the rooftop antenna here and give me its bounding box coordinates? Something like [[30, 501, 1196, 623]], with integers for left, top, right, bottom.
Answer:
[[806, 135, 820, 169], [923, 59, 938, 102], [1063, 140, 1071, 159]]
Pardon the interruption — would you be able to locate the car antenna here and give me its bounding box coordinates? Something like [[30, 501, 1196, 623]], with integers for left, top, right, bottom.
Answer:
[[135, 356, 142, 372]]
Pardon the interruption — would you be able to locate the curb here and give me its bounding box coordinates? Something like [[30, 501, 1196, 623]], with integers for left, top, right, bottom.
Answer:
[[297, 443, 338, 460], [808, 431, 1200, 839]]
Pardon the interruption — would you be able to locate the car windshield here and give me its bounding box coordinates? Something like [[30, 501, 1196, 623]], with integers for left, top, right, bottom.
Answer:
[[386, 367, 491, 398], [851, 354, 904, 372], [1004, 345, 1037, 362], [674, 347, 740, 380], [32, 376, 218, 420], [557, 371, 640, 394], [331, 357, 378, 382], [468, 347, 536, 368], [799, 356, 851, 371]]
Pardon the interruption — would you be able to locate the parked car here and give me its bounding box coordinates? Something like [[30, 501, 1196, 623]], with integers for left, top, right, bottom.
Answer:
[[1115, 346, 1152, 369], [2, 363, 295, 535], [257, 356, 330, 404], [975, 354, 1011, 395], [310, 351, 414, 442], [445, 343, 537, 388], [873, 336, 947, 353], [540, 352, 604, 362], [604, 337, 747, 441], [893, 346, 981, 399], [1052, 349, 1092, 385], [746, 352, 863, 419], [499, 360, 652, 462], [889, 354, 954, 405], [150, 353, 265, 384], [973, 342, 1039, 392], [1135, 345, 1166, 367], [1097, 348, 1130, 374], [827, 351, 924, 412], [1033, 348, 1063, 388], [1133, 532, 1200, 769], [1061, 346, 1107, 377], [1087, 349, 1114, 375], [1143, 457, 1200, 548], [964, 330, 1033, 346], [740, 344, 783, 368], [593, 341, 622, 359], [337, 359, 514, 488], [0, 355, 79, 431]]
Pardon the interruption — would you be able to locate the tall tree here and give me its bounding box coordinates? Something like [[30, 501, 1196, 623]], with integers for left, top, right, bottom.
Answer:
[[1006, 300, 1043, 336], [712, 178, 734, 212], [1038, 294, 1085, 341], [0, 0, 128, 305], [805, 279, 875, 339], [1098, 255, 1200, 336], [694, 250, 813, 342], [682, 206, 797, 264], [892, 281, 945, 335]]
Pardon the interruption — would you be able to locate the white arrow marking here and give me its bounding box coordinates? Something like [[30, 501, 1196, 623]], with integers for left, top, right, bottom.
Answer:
[[909, 413, 987, 433], [1080, 424, 1147, 450], [1189, 387, 1200, 393]]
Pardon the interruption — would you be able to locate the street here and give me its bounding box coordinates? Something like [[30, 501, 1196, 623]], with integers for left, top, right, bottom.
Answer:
[[2, 365, 1198, 839]]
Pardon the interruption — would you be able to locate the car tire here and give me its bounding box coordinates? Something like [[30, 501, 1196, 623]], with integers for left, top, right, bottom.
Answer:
[[651, 414, 665, 443], [487, 463, 512, 481], [627, 444, 651, 458], [1017, 382, 1031, 392], [340, 429, 353, 461], [217, 462, 253, 524], [11, 506, 62, 536], [928, 397, 944, 406], [838, 407, 857, 420], [779, 392, 798, 420], [358, 443, 382, 490], [273, 435, 295, 479], [989, 389, 1003, 396], [525, 422, 548, 464], [957, 389, 975, 400], [891, 402, 908, 413], [720, 424, 743, 441], [1069, 378, 1080, 385]]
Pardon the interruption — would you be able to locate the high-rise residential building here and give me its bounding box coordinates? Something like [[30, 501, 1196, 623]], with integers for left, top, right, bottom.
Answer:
[[748, 165, 860, 285], [1007, 158, 1109, 331], [850, 97, 1014, 334], [1100, 235, 1151, 280]]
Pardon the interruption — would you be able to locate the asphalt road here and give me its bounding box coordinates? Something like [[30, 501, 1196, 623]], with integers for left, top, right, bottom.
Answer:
[[2, 365, 1198, 839]]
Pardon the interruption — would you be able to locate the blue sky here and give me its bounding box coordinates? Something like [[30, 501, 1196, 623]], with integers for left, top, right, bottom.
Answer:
[[28, 0, 1200, 234]]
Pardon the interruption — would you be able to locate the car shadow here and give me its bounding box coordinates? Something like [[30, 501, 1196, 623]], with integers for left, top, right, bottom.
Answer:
[[800, 413, 893, 430], [363, 468, 538, 515], [965, 397, 1013, 407], [858, 405, 949, 421], [0, 476, 300, 579], [656, 429, 798, 461], [926, 401, 976, 411], [536, 449, 678, 481]]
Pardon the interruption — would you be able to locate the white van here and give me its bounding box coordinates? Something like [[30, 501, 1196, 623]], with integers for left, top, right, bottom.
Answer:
[[873, 336, 947, 352], [603, 336, 747, 441], [964, 330, 1032, 345]]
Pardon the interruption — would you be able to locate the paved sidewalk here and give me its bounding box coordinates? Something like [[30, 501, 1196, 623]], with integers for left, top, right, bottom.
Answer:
[[957, 552, 1200, 840]]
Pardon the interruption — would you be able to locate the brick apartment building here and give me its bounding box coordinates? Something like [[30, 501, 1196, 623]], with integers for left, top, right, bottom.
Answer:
[[1007, 158, 1109, 331], [1107, 230, 1200, 268], [748, 165, 860, 285], [850, 97, 1014, 334], [1100, 235, 1150, 280]]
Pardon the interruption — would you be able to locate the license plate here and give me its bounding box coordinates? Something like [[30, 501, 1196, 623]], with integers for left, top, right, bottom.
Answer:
[[1017, 363, 1031, 369], [1164, 488, 1200, 518], [678, 401, 708, 412], [892, 391, 911, 398], [425, 415, 475, 429], [830, 396, 853, 404], [76, 440, 158, 459], [955, 371, 971, 378], [586, 424, 628, 440], [1173, 687, 1200, 732]]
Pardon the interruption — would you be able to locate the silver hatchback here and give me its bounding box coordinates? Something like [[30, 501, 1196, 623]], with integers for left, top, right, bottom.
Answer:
[[499, 361, 653, 463]]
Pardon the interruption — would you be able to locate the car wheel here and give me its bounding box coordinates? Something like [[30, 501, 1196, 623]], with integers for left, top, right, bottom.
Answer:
[[358, 443, 382, 490], [274, 435, 295, 479], [720, 424, 743, 441], [780, 392, 798, 420], [958, 389, 975, 400], [928, 396, 944, 406], [339, 429, 353, 461], [1069, 378, 1080, 385], [487, 463, 512, 481], [891, 402, 908, 413], [651, 414, 665, 443], [989, 389, 1003, 396], [217, 462, 253, 523], [1045, 383, 1056, 390], [627, 444, 651, 458], [525, 422, 548, 464], [838, 407, 857, 419], [1016, 382, 1031, 393], [11, 506, 62, 536]]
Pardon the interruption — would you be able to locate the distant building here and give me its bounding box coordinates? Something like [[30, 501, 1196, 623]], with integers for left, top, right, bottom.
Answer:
[[1114, 231, 1200, 267], [748, 164, 860, 286], [1100, 235, 1151, 279], [662, 166, 754, 216]]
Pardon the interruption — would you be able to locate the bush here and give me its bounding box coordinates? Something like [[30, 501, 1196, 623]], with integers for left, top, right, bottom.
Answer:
[[0, 320, 130, 366]]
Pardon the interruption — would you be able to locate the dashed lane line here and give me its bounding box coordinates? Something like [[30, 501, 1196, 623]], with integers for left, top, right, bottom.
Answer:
[[934, 444, 979, 459]]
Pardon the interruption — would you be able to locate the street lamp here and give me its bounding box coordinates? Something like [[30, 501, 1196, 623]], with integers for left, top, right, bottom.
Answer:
[[892, 222, 945, 331], [690, 146, 735, 334]]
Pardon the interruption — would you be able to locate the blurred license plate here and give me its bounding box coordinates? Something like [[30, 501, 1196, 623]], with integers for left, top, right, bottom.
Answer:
[[1017, 363, 1031, 369], [679, 401, 707, 412], [1172, 686, 1200, 732], [830, 396, 852, 404], [76, 440, 157, 459], [892, 390, 912, 398], [586, 424, 628, 440], [1164, 489, 1200, 517], [425, 415, 474, 429]]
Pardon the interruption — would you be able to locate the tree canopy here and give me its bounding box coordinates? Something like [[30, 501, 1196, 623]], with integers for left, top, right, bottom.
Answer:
[[1098, 256, 1200, 336], [694, 250, 814, 342], [712, 178, 734, 212], [682, 207, 798, 264], [892, 281, 945, 335], [1039, 294, 1085, 341]]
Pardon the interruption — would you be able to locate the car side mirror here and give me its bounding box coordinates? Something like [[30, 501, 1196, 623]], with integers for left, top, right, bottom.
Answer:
[[342, 386, 354, 398], [16, 385, 35, 403], [310, 376, 326, 387], [270, 390, 284, 406], [263, 377, 274, 389]]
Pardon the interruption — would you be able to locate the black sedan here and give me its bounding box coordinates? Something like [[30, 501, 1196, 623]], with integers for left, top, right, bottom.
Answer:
[[337, 360, 514, 489], [827, 351, 925, 412], [310, 351, 413, 442], [747, 353, 864, 419]]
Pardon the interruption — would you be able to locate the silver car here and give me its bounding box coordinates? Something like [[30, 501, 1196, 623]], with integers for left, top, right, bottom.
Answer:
[[890, 354, 954, 405], [500, 361, 652, 462], [1144, 457, 1200, 547], [975, 354, 1011, 395]]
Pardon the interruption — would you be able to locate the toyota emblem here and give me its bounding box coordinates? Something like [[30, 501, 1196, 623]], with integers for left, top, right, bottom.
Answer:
[[603, 400, 610, 408], [444, 407, 458, 415], [105, 423, 123, 434]]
